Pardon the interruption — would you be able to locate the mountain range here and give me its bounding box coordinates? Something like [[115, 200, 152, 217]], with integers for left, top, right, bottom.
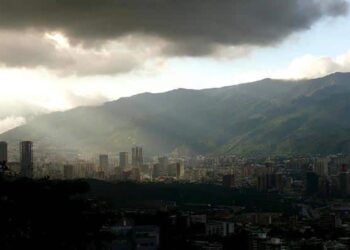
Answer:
[[1, 72, 350, 157]]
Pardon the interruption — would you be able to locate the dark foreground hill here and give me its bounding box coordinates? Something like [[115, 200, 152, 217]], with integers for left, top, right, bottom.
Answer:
[[0, 178, 116, 249], [86, 179, 289, 212], [1, 72, 350, 156]]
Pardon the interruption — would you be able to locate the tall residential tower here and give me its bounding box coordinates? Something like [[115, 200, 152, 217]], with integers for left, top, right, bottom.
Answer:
[[99, 154, 109, 170], [119, 152, 128, 169], [20, 141, 33, 178], [0, 141, 7, 163], [132, 146, 143, 167]]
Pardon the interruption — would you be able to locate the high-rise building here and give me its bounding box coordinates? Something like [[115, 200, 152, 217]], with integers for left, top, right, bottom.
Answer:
[[314, 158, 329, 176], [176, 162, 185, 179], [132, 147, 137, 166], [257, 174, 268, 192], [119, 152, 128, 169], [167, 163, 177, 177], [20, 141, 33, 178], [64, 165, 74, 179], [257, 173, 278, 192], [275, 173, 284, 192], [338, 166, 350, 197], [152, 163, 162, 179], [158, 156, 169, 176], [0, 141, 8, 163], [131, 167, 141, 182], [99, 154, 109, 170], [168, 162, 184, 178], [132, 146, 143, 167]]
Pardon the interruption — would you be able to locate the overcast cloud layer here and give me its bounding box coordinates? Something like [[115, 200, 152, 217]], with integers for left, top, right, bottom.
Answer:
[[0, 0, 348, 134], [0, 31, 165, 75], [0, 0, 346, 47], [0, 0, 347, 75]]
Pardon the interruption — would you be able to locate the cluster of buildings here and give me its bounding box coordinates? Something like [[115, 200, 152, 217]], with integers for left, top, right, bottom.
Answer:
[[172, 154, 350, 199], [1, 142, 187, 182], [106, 197, 350, 250], [0, 141, 33, 178], [3, 140, 350, 249], [87, 153, 350, 249], [110, 224, 160, 250], [3, 139, 350, 201]]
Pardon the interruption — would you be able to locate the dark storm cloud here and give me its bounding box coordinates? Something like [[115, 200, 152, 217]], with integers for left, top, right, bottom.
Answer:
[[0, 31, 142, 75], [0, 0, 347, 56]]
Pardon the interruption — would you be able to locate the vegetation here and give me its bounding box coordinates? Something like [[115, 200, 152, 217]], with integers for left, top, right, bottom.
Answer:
[[1, 72, 350, 156], [0, 178, 116, 250], [87, 179, 293, 212]]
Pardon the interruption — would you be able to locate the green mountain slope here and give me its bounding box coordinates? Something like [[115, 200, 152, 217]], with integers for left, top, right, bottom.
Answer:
[[1, 72, 350, 156]]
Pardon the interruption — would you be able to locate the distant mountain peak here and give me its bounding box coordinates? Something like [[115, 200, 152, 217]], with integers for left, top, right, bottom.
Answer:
[[1, 72, 350, 157]]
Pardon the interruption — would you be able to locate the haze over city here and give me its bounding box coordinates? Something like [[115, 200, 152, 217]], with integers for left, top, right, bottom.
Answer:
[[2, 1, 350, 250]]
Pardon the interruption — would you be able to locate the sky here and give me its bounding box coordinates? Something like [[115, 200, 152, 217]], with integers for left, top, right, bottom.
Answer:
[[0, 0, 350, 133]]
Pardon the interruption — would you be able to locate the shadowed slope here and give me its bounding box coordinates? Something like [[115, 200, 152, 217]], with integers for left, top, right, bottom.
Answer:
[[1, 72, 350, 156]]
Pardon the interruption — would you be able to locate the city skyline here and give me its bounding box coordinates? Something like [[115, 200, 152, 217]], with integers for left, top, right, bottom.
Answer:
[[2, 1, 350, 249]]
